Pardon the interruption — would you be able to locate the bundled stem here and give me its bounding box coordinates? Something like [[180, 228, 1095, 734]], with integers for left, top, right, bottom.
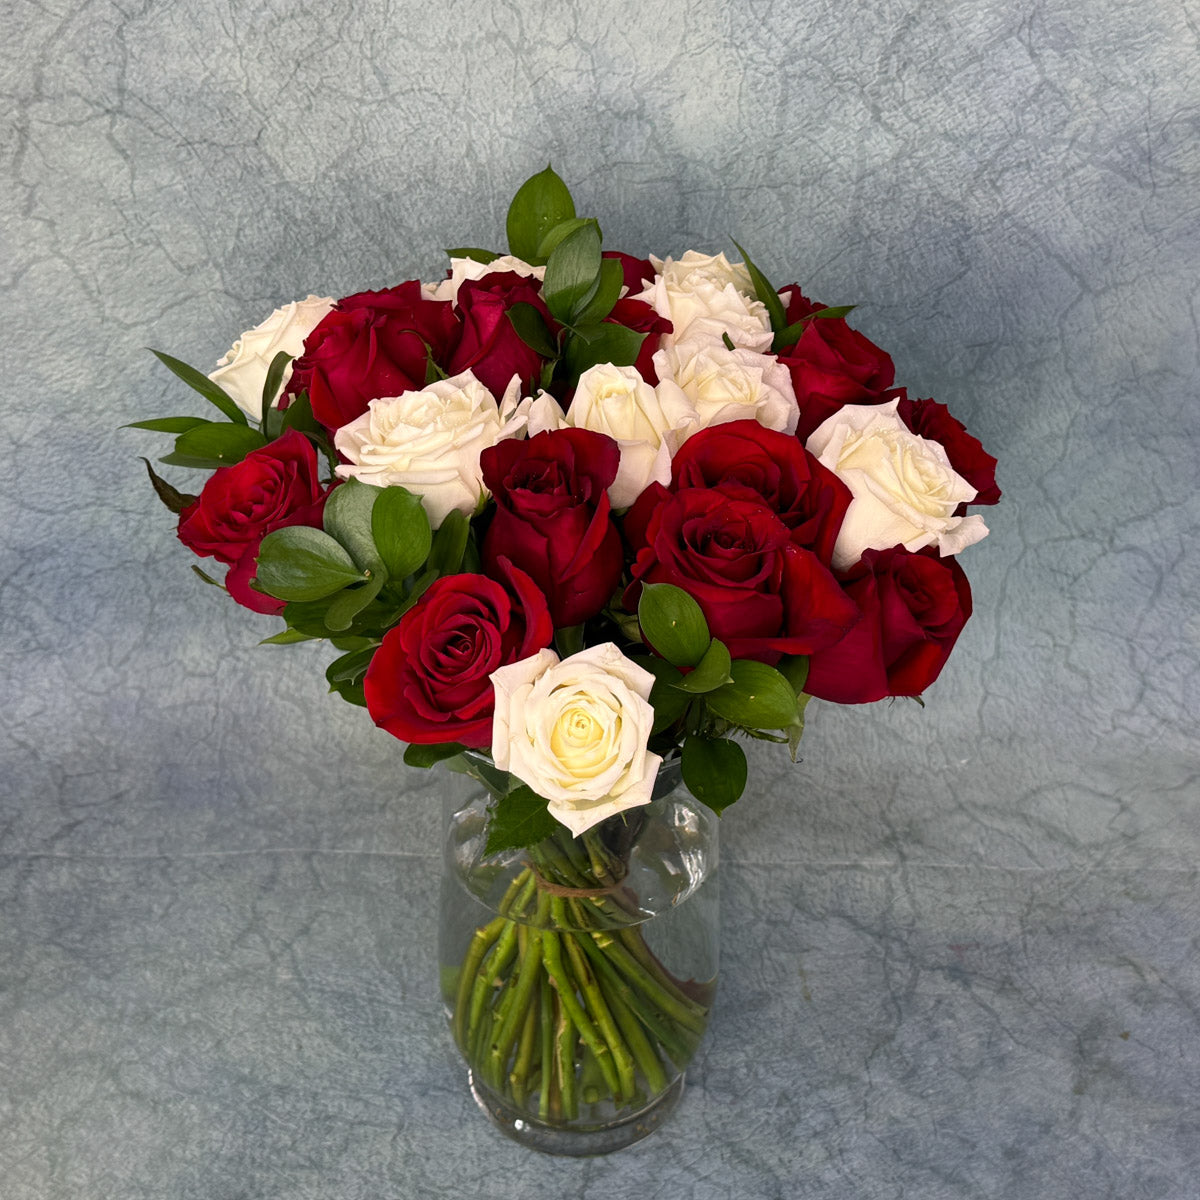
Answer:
[[449, 825, 712, 1124]]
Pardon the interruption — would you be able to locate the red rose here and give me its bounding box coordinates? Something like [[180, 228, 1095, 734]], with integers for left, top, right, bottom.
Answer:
[[176, 429, 328, 615], [480, 429, 623, 627], [363, 560, 553, 748], [804, 546, 973, 703], [896, 395, 1001, 507], [285, 282, 460, 431], [448, 271, 553, 397], [776, 286, 898, 441], [624, 487, 859, 663], [670, 420, 851, 566]]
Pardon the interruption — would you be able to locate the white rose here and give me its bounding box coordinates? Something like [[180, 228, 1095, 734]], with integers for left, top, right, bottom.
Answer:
[[654, 341, 799, 437], [527, 364, 700, 509], [490, 643, 663, 837], [208, 295, 335, 416], [423, 255, 546, 304], [634, 250, 773, 352], [333, 371, 526, 528], [807, 399, 989, 570]]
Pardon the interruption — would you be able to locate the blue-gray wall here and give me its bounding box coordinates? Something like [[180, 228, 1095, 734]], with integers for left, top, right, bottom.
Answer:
[[3, 2, 1197, 1197]]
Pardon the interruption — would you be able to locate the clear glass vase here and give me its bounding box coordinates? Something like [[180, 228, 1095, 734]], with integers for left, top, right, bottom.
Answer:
[[438, 756, 719, 1155]]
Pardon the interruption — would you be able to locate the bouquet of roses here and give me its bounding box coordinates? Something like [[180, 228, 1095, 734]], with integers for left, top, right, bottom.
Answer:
[[133, 166, 998, 1139]]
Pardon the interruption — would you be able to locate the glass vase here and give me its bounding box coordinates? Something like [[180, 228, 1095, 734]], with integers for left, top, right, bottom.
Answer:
[[438, 756, 719, 1155]]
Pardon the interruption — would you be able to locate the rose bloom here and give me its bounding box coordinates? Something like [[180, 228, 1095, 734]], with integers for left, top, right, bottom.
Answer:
[[447, 271, 554, 398], [775, 286, 898, 441], [635, 250, 773, 353], [490, 643, 662, 837], [624, 485, 859, 663], [480, 428, 624, 627], [364, 560, 552, 748], [896, 395, 1001, 507], [208, 295, 334, 416], [804, 546, 973, 704], [670, 420, 851, 566], [528, 363, 699, 509], [653, 341, 799, 436], [176, 428, 328, 615], [333, 372, 526, 529], [285, 283, 461, 431], [425, 255, 546, 304], [807, 398, 989, 570]]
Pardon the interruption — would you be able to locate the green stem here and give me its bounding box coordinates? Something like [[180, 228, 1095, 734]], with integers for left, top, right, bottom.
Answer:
[[595, 929, 708, 1034], [509, 990, 539, 1108], [558, 909, 636, 1105], [616, 925, 706, 1013], [554, 992, 577, 1121], [486, 912, 545, 1087], [542, 927, 621, 1102], [579, 932, 692, 1065], [538, 974, 554, 1121], [466, 873, 536, 1052], [601, 968, 668, 1097], [452, 915, 504, 1052]]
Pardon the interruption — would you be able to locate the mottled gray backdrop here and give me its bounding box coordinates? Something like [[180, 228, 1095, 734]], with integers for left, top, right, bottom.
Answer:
[[3, 1, 1198, 1197]]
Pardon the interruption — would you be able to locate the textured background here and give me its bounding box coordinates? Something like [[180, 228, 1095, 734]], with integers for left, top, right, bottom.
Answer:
[[3, 1, 1199, 1196]]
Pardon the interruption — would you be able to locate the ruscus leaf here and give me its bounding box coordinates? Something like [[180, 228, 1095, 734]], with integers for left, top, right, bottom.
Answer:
[[506, 165, 576, 264], [638, 583, 711, 667], [149, 348, 248, 425], [681, 736, 747, 814]]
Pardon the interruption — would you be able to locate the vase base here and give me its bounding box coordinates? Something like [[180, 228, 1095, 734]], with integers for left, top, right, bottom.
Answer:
[[467, 1069, 685, 1156]]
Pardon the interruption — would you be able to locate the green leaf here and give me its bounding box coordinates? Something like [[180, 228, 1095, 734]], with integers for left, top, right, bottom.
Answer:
[[325, 644, 377, 685], [563, 323, 647, 383], [445, 247, 499, 264], [505, 302, 559, 359], [554, 624, 585, 659], [484, 784, 560, 855], [542, 221, 603, 324], [630, 655, 691, 734], [125, 416, 211, 434], [814, 305, 856, 319], [323, 572, 385, 632], [255, 526, 367, 601], [149, 348, 248, 425], [190, 564, 224, 588], [730, 240, 786, 334], [140, 457, 197, 514], [280, 392, 322, 435], [372, 485, 433, 581], [328, 675, 368, 707], [260, 350, 292, 426], [774, 306, 859, 351], [706, 660, 800, 730], [324, 478, 385, 573], [404, 742, 469, 769], [776, 654, 810, 694], [259, 627, 316, 645], [427, 508, 470, 577], [386, 566, 439, 624], [787, 693, 811, 762], [681, 736, 747, 814], [673, 638, 733, 693], [721, 331, 736, 352], [536, 217, 597, 260], [572, 257, 624, 327], [638, 582, 711, 667], [171, 422, 267, 468], [506, 165, 577, 265]]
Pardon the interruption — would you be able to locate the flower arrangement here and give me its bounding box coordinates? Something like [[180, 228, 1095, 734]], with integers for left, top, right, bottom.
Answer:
[[133, 166, 999, 1144]]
